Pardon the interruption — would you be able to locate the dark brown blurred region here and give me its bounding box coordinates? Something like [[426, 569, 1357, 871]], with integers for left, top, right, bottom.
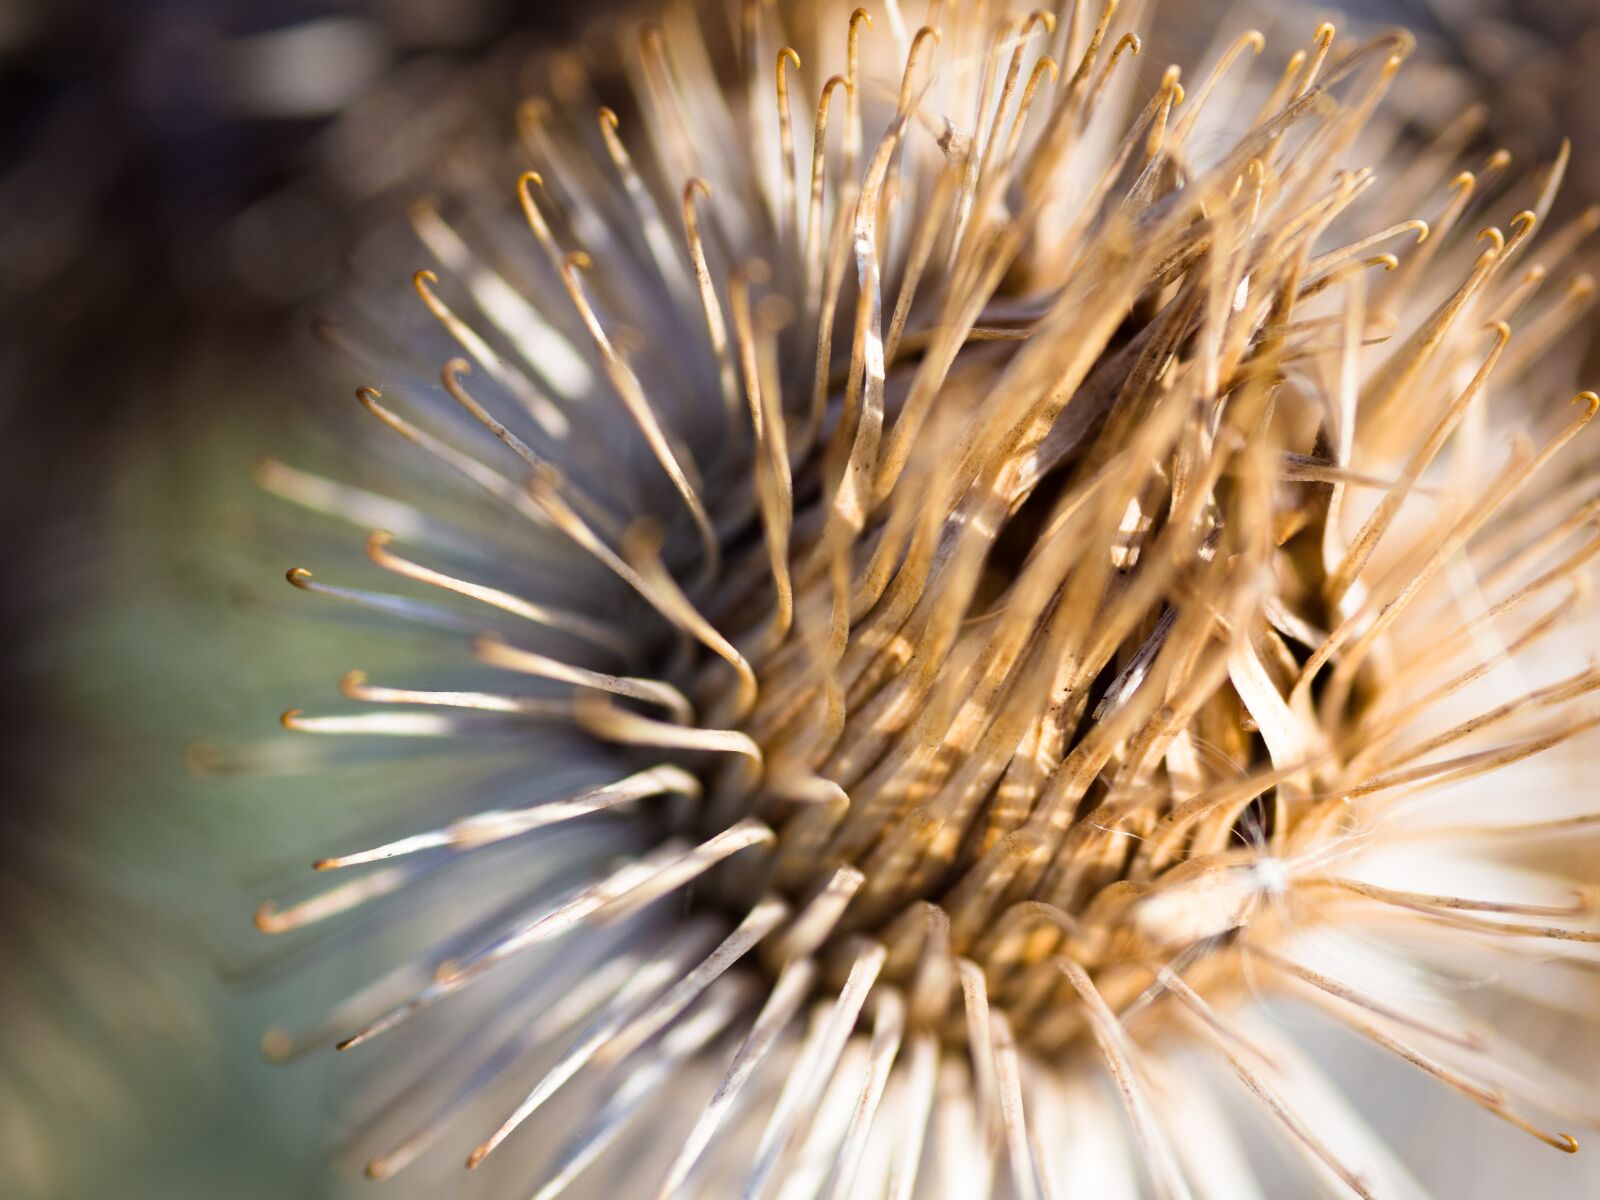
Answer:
[[1423, 0, 1600, 204], [1157, 0, 1600, 208], [0, 2, 612, 1196]]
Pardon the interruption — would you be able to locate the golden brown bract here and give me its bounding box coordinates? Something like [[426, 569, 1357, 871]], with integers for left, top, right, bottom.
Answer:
[[247, 3, 1600, 1196]]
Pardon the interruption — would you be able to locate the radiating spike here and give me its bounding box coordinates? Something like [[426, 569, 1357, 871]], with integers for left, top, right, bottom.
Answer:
[[465, 922, 723, 1168], [770, 865, 865, 963], [363, 945, 642, 1180], [574, 690, 764, 766], [336, 670, 572, 719], [622, 521, 758, 719], [886, 1031, 939, 1200], [743, 941, 886, 1200], [956, 958, 1003, 1156], [412, 268, 569, 438], [823, 990, 906, 1200], [657, 959, 819, 1200], [408, 201, 593, 401], [601, 897, 789, 1064], [254, 862, 419, 935], [557, 251, 722, 575], [364, 531, 630, 658], [475, 635, 692, 722], [530, 979, 754, 1200], [1164, 975, 1377, 1199], [991, 1011, 1042, 1200], [282, 566, 481, 634], [448, 824, 773, 993], [312, 765, 700, 871], [257, 459, 448, 545], [278, 709, 476, 737], [354, 387, 555, 529], [1057, 957, 1196, 1200]]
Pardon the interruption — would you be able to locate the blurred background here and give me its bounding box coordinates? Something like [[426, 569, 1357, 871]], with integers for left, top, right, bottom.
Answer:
[[0, 0, 1596, 1196], [1, 3, 589, 1195]]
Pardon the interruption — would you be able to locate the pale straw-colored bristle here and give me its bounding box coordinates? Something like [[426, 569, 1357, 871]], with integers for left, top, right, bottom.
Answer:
[[238, 2, 1600, 1195]]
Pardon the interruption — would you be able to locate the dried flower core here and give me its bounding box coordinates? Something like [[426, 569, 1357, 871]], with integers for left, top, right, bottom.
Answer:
[[247, 3, 1600, 1196]]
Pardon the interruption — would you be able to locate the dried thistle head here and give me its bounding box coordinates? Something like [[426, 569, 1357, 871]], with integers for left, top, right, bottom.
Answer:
[[245, 2, 1600, 1195]]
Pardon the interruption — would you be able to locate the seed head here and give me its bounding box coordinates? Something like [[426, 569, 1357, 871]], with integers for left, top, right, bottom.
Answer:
[[248, 4, 1600, 1196]]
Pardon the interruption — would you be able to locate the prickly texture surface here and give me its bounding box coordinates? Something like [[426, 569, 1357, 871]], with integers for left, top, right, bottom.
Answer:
[[248, 3, 1600, 1196]]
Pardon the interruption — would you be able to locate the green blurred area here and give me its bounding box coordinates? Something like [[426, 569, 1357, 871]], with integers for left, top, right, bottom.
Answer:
[[49, 350, 362, 1199]]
